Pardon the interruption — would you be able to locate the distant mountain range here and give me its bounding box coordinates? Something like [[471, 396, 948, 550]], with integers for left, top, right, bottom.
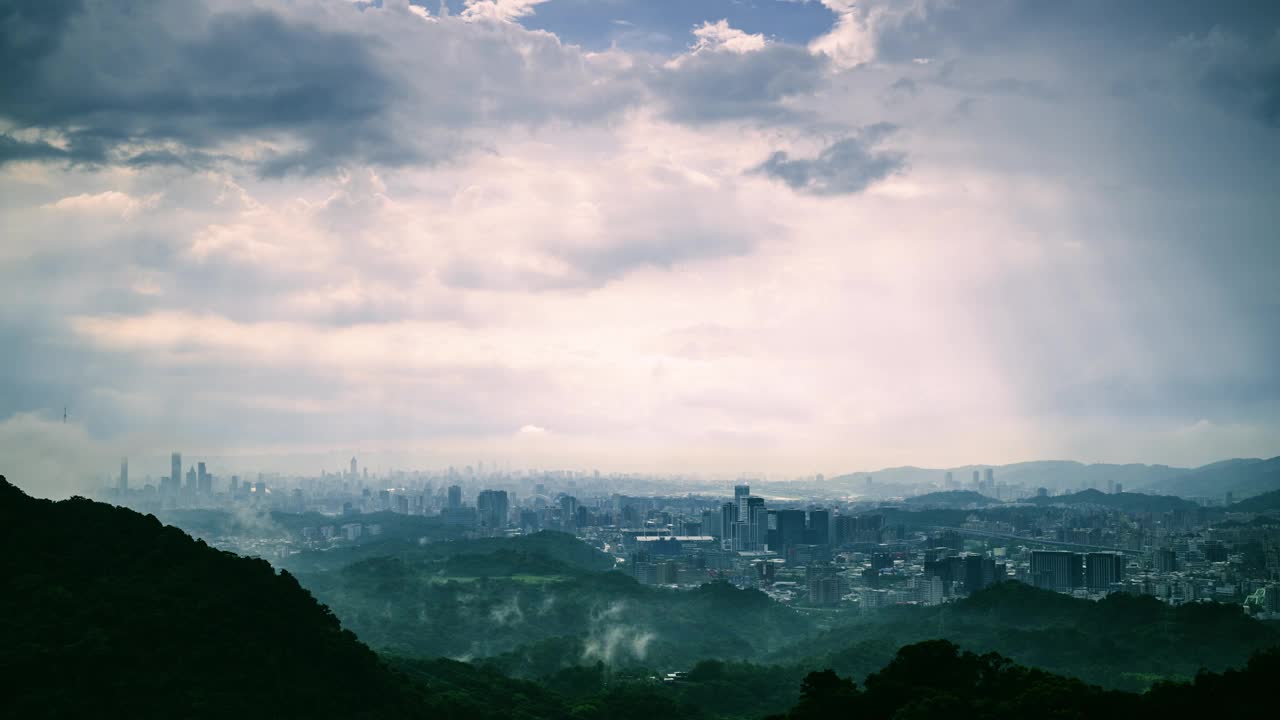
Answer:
[[829, 456, 1280, 500]]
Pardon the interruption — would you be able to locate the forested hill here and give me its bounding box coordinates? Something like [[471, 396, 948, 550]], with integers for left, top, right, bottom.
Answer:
[[0, 476, 430, 718]]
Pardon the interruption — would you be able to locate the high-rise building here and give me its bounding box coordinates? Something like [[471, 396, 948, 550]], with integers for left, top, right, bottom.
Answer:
[[806, 564, 843, 606], [971, 470, 980, 488], [1085, 552, 1125, 590], [1029, 551, 1082, 590], [983, 468, 994, 489], [1154, 548, 1178, 573], [560, 495, 578, 531], [734, 484, 750, 522], [170, 452, 182, 493], [806, 509, 831, 546], [447, 484, 462, 509], [197, 462, 210, 494], [720, 502, 737, 548], [944, 471, 954, 489], [773, 509, 806, 555], [964, 554, 999, 594], [185, 466, 197, 492], [118, 458, 128, 492], [746, 496, 767, 550], [350, 456, 358, 479], [477, 490, 509, 533]]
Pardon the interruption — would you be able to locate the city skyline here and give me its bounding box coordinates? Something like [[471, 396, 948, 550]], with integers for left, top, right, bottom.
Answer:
[[3, 1, 1279, 494]]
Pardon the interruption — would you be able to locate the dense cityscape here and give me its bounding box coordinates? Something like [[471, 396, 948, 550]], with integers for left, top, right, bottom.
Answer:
[[101, 453, 1280, 620]]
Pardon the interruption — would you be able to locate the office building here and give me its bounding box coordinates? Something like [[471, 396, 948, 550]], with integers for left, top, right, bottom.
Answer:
[[806, 564, 843, 606], [170, 452, 181, 493], [720, 502, 737, 548], [806, 509, 831, 546], [734, 484, 750, 523], [1030, 551, 1083, 590], [447, 484, 462, 509], [773, 509, 806, 555], [477, 490, 509, 533], [1085, 552, 1125, 590]]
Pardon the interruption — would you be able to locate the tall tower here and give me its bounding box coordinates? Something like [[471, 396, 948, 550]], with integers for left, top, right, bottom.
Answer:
[[118, 458, 128, 492], [734, 484, 750, 522], [350, 456, 358, 479], [170, 452, 182, 493]]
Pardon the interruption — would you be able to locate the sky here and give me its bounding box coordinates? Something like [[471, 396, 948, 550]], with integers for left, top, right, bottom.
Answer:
[[2, 0, 1278, 493]]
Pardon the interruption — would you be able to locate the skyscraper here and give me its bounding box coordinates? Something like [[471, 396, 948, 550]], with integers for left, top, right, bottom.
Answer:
[[774, 509, 806, 555], [971, 470, 980, 488], [350, 456, 357, 479], [806, 509, 831, 546], [746, 496, 767, 550], [720, 502, 737, 548], [118, 458, 128, 492], [734, 484, 750, 522], [447, 484, 462, 509], [983, 468, 994, 489], [197, 462, 209, 494], [560, 495, 578, 531], [477, 490, 509, 533], [170, 452, 181, 493]]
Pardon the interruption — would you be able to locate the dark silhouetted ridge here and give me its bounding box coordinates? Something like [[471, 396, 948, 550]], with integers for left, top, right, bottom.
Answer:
[[0, 476, 425, 719]]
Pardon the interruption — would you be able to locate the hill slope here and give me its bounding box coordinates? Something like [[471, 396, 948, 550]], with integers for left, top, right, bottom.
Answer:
[[0, 476, 428, 718], [1147, 456, 1280, 499], [1027, 488, 1200, 513]]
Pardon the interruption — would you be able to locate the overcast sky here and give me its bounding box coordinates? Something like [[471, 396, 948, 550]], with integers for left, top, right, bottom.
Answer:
[[2, 0, 1278, 492]]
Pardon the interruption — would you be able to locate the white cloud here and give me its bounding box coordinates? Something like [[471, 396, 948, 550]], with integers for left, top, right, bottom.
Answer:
[[690, 19, 768, 55], [459, 0, 550, 22], [44, 191, 161, 219]]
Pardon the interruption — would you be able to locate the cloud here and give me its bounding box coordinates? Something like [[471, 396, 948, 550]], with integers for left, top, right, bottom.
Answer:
[[459, 0, 549, 22], [809, 0, 928, 69], [1, 0, 1279, 477], [0, 1, 638, 175], [44, 191, 160, 218], [688, 19, 768, 55], [655, 39, 827, 123], [1175, 27, 1280, 128], [753, 124, 905, 194]]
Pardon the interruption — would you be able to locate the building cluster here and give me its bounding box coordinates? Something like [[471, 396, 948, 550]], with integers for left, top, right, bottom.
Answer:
[[101, 457, 1280, 616]]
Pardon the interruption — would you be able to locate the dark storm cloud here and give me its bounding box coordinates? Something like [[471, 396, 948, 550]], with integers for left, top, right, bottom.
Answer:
[[0, 1, 403, 174], [752, 124, 905, 195]]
